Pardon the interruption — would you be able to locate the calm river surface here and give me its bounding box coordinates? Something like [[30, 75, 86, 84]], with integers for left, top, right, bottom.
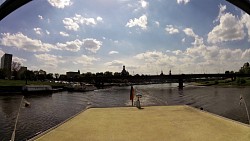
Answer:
[[0, 83, 250, 141]]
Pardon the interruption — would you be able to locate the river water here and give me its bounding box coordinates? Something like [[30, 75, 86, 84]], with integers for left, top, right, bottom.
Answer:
[[0, 83, 250, 141]]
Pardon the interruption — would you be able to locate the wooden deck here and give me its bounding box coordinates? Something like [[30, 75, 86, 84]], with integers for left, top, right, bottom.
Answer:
[[31, 106, 250, 141]]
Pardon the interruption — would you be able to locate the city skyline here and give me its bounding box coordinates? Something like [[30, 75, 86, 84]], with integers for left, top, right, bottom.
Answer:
[[0, 0, 250, 74]]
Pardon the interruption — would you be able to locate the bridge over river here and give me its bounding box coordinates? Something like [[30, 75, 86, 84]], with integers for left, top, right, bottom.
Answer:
[[91, 73, 250, 88]]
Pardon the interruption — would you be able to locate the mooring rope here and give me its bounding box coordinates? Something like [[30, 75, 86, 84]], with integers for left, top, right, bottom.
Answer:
[[240, 94, 250, 125], [10, 96, 24, 141]]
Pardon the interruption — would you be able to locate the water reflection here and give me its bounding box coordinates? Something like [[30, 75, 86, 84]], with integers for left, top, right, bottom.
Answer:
[[0, 96, 21, 119], [178, 88, 184, 97]]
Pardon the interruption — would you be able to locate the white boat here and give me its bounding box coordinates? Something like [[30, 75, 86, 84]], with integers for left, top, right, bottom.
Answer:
[[22, 85, 53, 94], [67, 83, 97, 92], [85, 84, 97, 91]]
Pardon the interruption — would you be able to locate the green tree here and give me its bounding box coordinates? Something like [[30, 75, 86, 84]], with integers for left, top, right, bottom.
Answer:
[[104, 71, 113, 77], [46, 73, 54, 80], [85, 72, 93, 77], [238, 62, 250, 74], [11, 61, 21, 79], [114, 72, 121, 76], [236, 78, 246, 85], [55, 73, 59, 80], [245, 68, 250, 74], [21, 70, 35, 80], [37, 74, 45, 81], [96, 72, 104, 77]]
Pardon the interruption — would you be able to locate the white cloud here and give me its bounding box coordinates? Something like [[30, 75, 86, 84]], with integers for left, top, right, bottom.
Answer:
[[73, 55, 98, 66], [211, 6, 250, 42], [56, 39, 82, 52], [0, 32, 102, 53], [133, 46, 250, 74], [155, 21, 160, 27], [38, 15, 43, 20], [183, 28, 203, 46], [140, 0, 148, 9], [135, 51, 166, 63], [63, 18, 80, 31], [63, 14, 102, 31], [241, 13, 250, 41], [105, 60, 124, 67], [214, 4, 226, 23], [109, 51, 119, 55], [183, 28, 195, 37], [73, 14, 97, 26], [96, 16, 103, 22], [134, 51, 177, 73], [34, 53, 98, 70], [127, 0, 149, 12], [126, 15, 147, 30], [82, 38, 102, 53], [34, 28, 50, 35], [47, 0, 72, 9], [35, 53, 65, 68], [182, 38, 185, 43], [34, 28, 42, 35], [172, 50, 182, 55], [0, 32, 57, 52], [45, 30, 50, 35], [177, 0, 190, 5], [59, 31, 69, 37], [35, 53, 58, 62], [165, 25, 179, 34], [208, 12, 245, 43], [13, 56, 27, 65], [0, 50, 4, 57], [242, 49, 250, 59]]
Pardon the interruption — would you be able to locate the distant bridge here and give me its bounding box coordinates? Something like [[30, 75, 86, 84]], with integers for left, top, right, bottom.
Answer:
[[92, 73, 250, 88]]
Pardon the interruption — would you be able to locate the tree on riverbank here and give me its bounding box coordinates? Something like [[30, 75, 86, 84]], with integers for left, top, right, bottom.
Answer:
[[236, 78, 245, 84], [239, 62, 250, 74]]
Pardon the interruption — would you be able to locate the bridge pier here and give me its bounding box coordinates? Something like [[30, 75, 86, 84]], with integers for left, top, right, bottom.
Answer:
[[178, 78, 184, 89]]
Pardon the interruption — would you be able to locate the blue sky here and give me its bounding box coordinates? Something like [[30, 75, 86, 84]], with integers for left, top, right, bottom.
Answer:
[[0, 0, 250, 75]]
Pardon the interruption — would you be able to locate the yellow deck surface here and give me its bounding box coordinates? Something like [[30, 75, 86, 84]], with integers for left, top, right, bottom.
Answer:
[[33, 106, 250, 141]]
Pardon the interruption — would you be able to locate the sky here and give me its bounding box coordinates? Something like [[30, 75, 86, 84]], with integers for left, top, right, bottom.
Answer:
[[0, 0, 250, 75]]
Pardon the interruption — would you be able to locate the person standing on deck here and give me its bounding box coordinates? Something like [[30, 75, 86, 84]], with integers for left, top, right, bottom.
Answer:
[[130, 86, 135, 106]]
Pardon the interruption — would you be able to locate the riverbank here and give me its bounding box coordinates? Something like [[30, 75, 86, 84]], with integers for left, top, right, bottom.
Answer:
[[0, 79, 65, 86], [192, 77, 250, 87], [0, 80, 65, 94]]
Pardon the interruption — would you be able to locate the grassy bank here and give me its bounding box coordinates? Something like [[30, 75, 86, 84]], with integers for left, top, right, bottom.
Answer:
[[193, 77, 250, 87], [0, 79, 65, 87]]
